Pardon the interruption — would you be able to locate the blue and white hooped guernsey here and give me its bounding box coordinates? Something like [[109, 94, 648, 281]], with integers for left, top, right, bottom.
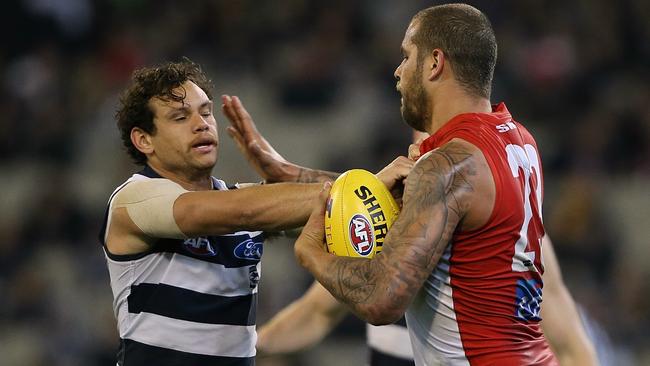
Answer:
[[99, 165, 264, 366]]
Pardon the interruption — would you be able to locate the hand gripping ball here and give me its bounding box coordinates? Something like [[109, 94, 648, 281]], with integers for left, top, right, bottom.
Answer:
[[324, 169, 400, 258]]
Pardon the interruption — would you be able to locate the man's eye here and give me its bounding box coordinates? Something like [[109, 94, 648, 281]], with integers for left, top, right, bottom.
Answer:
[[174, 116, 186, 121]]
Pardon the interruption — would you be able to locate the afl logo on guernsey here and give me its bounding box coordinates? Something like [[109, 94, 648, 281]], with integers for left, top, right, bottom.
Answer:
[[234, 239, 263, 260], [183, 237, 216, 256], [348, 214, 374, 256]]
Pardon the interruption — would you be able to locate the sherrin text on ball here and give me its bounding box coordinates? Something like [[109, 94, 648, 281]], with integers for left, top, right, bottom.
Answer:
[[324, 169, 400, 258]]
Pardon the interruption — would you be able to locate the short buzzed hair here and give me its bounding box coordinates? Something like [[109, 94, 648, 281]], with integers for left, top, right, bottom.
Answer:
[[115, 59, 213, 165], [411, 4, 497, 98]]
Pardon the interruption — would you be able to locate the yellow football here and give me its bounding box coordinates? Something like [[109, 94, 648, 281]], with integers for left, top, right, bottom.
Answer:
[[324, 169, 400, 258]]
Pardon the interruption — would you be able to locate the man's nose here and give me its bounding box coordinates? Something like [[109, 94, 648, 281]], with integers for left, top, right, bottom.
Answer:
[[194, 115, 210, 131]]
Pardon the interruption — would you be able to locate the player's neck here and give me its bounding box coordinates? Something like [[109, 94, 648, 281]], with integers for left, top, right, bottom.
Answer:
[[147, 162, 213, 191], [427, 88, 492, 135]]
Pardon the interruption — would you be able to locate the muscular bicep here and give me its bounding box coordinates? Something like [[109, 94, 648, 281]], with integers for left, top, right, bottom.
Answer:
[[299, 141, 488, 324], [111, 179, 188, 238], [105, 179, 189, 255], [381, 141, 478, 286], [322, 141, 481, 323]]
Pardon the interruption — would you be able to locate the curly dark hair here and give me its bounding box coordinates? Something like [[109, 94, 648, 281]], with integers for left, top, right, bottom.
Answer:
[[115, 59, 214, 165]]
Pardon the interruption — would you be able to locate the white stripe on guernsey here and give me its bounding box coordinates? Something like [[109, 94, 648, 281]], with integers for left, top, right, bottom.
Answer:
[[221, 230, 263, 237], [406, 246, 470, 366], [367, 323, 414, 360], [124, 312, 256, 357], [106, 252, 260, 297]]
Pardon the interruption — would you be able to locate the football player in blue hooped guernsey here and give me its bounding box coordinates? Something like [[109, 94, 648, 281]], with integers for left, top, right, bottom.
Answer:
[[100, 59, 413, 366]]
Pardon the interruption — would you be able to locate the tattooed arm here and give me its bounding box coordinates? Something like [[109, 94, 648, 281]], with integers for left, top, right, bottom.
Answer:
[[296, 139, 489, 324]]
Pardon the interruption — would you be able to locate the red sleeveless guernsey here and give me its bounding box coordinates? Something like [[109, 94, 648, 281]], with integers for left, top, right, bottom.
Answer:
[[405, 103, 558, 366]]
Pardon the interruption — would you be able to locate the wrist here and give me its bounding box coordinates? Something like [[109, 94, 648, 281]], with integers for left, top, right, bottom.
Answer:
[[295, 240, 329, 272], [294, 242, 314, 270], [284, 163, 304, 183], [264, 162, 302, 183]]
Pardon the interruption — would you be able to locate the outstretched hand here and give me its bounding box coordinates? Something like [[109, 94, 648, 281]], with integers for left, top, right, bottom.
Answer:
[[221, 95, 299, 183]]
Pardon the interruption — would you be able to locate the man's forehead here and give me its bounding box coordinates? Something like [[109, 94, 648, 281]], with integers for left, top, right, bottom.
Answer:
[[407, 19, 419, 34], [150, 81, 210, 110], [149, 95, 187, 111], [402, 21, 419, 48]]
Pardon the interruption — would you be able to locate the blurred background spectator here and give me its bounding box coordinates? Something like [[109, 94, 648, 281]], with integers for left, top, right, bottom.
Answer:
[[0, 0, 648, 365]]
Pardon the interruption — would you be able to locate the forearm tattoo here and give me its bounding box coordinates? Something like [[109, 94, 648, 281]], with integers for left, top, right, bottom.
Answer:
[[318, 142, 477, 320], [296, 168, 340, 183]]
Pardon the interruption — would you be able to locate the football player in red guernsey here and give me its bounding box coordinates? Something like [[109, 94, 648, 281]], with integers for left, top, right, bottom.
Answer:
[[292, 4, 559, 365]]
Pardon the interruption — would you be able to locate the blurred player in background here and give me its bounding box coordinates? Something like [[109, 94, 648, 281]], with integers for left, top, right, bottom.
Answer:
[[288, 4, 585, 364], [224, 97, 597, 365]]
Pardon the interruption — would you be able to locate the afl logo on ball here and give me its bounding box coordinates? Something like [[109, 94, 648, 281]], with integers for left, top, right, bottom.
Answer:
[[348, 214, 374, 256]]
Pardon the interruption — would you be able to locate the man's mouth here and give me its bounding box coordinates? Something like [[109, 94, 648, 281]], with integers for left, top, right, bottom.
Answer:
[[191, 137, 217, 153], [193, 144, 214, 153]]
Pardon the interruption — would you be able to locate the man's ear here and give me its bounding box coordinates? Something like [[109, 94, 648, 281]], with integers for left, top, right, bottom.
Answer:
[[427, 48, 445, 81], [131, 127, 154, 155]]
